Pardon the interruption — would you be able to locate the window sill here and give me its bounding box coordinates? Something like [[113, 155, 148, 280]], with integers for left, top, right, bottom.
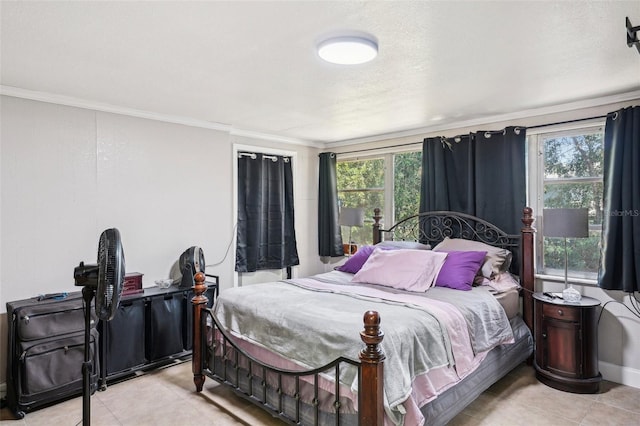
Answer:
[[535, 273, 598, 287]]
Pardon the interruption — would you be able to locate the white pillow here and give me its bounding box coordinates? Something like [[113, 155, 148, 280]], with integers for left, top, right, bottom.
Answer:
[[433, 237, 512, 278], [351, 248, 447, 292]]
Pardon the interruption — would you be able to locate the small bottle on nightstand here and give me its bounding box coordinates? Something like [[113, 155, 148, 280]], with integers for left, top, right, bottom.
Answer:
[[562, 284, 582, 302]]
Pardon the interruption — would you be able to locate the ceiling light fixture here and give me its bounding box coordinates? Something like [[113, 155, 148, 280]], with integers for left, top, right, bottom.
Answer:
[[317, 36, 378, 65]]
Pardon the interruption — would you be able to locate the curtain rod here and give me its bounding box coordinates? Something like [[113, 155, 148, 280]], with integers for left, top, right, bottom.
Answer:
[[526, 113, 612, 130], [334, 112, 617, 156], [337, 141, 421, 156], [238, 152, 290, 162]]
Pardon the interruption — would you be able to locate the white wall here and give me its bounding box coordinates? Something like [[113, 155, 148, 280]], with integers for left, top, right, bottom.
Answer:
[[0, 95, 323, 385], [0, 96, 231, 304]]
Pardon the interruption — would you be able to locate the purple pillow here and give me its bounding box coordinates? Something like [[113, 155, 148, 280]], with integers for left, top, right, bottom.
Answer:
[[336, 245, 378, 274], [435, 251, 487, 291]]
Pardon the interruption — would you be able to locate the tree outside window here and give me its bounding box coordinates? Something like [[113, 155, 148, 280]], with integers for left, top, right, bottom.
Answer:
[[337, 157, 384, 245], [337, 150, 422, 245]]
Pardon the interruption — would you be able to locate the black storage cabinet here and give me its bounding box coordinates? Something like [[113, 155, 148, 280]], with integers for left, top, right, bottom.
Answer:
[[146, 291, 185, 361], [98, 298, 146, 380], [98, 277, 218, 386]]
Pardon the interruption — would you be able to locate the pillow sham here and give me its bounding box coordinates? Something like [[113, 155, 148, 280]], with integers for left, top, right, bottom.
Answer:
[[336, 245, 377, 274], [351, 248, 447, 292], [376, 240, 431, 250], [433, 237, 512, 278], [483, 271, 521, 293], [435, 250, 487, 291]]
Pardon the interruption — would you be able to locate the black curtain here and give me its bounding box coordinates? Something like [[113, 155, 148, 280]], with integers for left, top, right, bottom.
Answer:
[[318, 152, 344, 257], [599, 106, 640, 292], [235, 153, 299, 272], [419, 126, 526, 234], [419, 127, 526, 271]]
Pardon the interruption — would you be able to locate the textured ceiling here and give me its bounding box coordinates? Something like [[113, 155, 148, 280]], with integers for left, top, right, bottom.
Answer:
[[2, 1, 639, 145]]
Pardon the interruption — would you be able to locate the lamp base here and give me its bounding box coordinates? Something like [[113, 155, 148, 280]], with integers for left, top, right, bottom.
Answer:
[[563, 284, 582, 303]]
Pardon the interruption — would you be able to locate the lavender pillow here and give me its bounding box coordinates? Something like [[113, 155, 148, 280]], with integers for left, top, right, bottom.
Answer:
[[435, 251, 487, 291], [336, 245, 377, 274], [352, 249, 448, 292]]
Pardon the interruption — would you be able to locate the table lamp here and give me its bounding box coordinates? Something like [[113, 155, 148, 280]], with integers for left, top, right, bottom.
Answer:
[[339, 207, 364, 255], [543, 208, 589, 302]]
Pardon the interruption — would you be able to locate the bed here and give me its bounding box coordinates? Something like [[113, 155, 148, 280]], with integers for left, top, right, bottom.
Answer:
[[191, 207, 536, 426]]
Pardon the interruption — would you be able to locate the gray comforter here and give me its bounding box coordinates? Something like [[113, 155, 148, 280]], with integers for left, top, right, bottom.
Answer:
[[213, 271, 513, 425]]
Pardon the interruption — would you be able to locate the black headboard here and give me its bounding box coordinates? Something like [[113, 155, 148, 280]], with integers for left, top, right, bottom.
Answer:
[[372, 207, 536, 330], [372, 208, 520, 252]]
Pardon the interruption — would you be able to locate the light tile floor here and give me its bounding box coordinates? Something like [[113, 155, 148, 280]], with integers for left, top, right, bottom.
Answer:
[[2, 361, 639, 425]]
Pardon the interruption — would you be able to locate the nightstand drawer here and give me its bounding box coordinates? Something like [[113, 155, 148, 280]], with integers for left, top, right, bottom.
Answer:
[[542, 303, 579, 321]]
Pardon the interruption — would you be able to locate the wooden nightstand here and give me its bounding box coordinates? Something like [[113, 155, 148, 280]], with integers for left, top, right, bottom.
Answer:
[[533, 292, 602, 393]]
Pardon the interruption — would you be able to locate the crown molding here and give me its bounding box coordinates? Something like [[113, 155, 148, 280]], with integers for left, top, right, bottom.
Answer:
[[229, 128, 324, 149], [0, 85, 232, 132], [326, 89, 640, 148], [4, 85, 638, 150], [0, 85, 320, 147]]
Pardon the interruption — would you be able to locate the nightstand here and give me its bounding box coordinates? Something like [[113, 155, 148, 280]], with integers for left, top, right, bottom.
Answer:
[[533, 292, 601, 393]]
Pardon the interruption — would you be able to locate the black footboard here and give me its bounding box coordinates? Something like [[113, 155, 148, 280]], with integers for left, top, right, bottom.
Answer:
[[191, 271, 385, 426]]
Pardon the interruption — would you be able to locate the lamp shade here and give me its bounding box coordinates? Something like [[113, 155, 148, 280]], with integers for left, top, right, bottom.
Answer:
[[543, 208, 589, 238], [339, 207, 365, 227]]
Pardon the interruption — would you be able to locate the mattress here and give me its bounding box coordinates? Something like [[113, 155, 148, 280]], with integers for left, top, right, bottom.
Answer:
[[493, 287, 520, 319], [420, 315, 532, 425]]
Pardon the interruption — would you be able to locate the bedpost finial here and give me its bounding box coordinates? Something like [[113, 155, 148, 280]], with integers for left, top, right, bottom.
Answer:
[[373, 208, 383, 244], [360, 311, 385, 363], [192, 272, 208, 300], [521, 207, 534, 230], [373, 208, 382, 226], [364, 310, 380, 327]]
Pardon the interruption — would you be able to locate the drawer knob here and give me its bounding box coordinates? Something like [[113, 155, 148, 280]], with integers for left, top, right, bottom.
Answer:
[[557, 309, 563, 316]]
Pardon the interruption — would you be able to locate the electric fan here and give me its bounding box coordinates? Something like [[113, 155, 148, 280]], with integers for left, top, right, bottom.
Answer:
[[74, 228, 125, 426], [178, 246, 205, 288]]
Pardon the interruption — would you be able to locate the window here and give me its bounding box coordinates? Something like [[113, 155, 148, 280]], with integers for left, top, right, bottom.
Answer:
[[529, 125, 604, 281], [337, 150, 421, 244], [336, 124, 604, 282]]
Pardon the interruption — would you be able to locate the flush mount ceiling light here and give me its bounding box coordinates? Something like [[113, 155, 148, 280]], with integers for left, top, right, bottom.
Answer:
[[317, 36, 378, 65]]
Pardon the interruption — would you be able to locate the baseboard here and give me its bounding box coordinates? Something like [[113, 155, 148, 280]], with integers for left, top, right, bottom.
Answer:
[[599, 361, 640, 389]]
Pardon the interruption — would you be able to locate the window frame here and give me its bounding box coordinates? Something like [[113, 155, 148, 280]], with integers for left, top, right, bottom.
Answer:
[[526, 121, 605, 285], [336, 144, 421, 239], [336, 153, 391, 241]]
